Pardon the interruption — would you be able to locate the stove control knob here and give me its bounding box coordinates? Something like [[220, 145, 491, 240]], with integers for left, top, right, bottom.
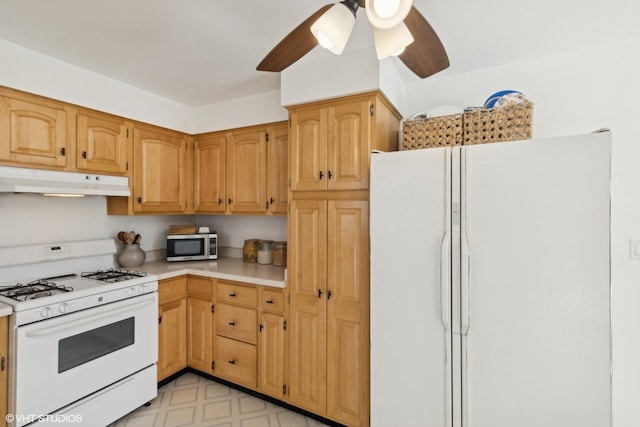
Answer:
[[127, 287, 136, 297], [58, 303, 69, 314], [138, 285, 146, 294], [40, 307, 52, 318]]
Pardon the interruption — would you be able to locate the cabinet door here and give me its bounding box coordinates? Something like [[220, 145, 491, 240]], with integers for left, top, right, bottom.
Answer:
[[288, 199, 327, 414], [194, 133, 226, 213], [326, 200, 369, 426], [327, 99, 371, 191], [76, 111, 129, 174], [0, 96, 67, 168], [187, 297, 212, 374], [267, 124, 289, 214], [259, 312, 285, 399], [133, 127, 188, 213], [290, 108, 327, 191], [226, 129, 267, 213], [0, 317, 7, 427], [158, 299, 187, 381]]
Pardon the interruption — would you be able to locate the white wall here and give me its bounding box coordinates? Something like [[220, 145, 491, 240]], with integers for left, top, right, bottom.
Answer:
[[402, 37, 640, 427], [0, 39, 194, 133], [192, 90, 287, 134]]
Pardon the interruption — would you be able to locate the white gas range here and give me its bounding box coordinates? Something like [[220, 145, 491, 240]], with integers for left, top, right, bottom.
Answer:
[[0, 239, 158, 427]]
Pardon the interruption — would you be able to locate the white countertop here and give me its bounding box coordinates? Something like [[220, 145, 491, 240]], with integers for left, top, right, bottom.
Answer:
[[136, 257, 286, 288], [0, 302, 12, 317]]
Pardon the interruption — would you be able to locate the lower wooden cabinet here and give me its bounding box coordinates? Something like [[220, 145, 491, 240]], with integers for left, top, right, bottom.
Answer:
[[158, 298, 187, 380], [158, 276, 287, 417], [187, 297, 212, 372], [215, 335, 258, 389], [158, 277, 188, 381], [0, 316, 8, 427], [259, 312, 286, 399]]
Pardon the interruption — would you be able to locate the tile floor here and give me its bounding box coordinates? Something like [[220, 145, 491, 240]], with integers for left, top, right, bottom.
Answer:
[[110, 372, 330, 427]]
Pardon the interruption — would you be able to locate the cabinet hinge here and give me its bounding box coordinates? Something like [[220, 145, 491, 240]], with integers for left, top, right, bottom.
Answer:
[[288, 294, 290, 304], [211, 361, 215, 370], [127, 129, 129, 138], [283, 319, 287, 330], [266, 132, 269, 142], [211, 304, 215, 313], [283, 384, 287, 395], [370, 104, 374, 116], [126, 161, 129, 172]]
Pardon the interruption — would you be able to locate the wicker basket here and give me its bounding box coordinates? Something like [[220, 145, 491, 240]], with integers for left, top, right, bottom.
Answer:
[[462, 101, 533, 145], [401, 113, 463, 150]]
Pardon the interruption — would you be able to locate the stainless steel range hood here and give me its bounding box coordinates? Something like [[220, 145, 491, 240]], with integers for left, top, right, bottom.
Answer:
[[0, 165, 130, 196]]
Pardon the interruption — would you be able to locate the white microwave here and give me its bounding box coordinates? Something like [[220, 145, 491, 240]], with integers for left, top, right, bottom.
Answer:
[[167, 233, 217, 261]]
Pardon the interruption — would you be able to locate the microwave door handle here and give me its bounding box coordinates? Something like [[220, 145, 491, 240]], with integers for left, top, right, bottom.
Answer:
[[25, 294, 156, 338]]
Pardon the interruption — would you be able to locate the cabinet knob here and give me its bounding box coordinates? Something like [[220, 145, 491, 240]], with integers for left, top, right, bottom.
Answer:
[[319, 171, 324, 180], [158, 316, 162, 324], [218, 198, 223, 204], [270, 197, 274, 204], [229, 292, 236, 297], [327, 290, 333, 300], [259, 323, 264, 332], [228, 321, 235, 326], [318, 289, 323, 298], [265, 300, 274, 304], [228, 359, 236, 365], [137, 197, 142, 204], [60, 147, 66, 156], [228, 198, 233, 204], [328, 170, 333, 180], [82, 151, 87, 159]]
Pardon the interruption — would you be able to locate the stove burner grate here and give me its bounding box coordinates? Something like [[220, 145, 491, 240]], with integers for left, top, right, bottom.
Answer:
[[0, 279, 74, 301], [81, 268, 147, 283]]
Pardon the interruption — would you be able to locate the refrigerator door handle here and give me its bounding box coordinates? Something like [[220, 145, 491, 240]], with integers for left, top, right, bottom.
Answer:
[[440, 232, 451, 332], [461, 232, 471, 336]]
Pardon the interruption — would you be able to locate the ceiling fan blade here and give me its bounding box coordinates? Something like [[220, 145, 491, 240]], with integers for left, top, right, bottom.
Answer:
[[399, 6, 450, 78], [257, 4, 333, 72]]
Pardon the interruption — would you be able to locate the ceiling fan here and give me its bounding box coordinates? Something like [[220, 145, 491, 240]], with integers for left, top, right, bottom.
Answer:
[[256, 0, 449, 79]]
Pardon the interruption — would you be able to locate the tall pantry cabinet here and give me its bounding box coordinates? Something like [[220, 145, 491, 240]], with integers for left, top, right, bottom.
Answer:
[[287, 92, 400, 427]]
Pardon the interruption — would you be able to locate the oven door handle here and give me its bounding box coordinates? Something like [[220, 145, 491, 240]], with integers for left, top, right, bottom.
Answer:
[[25, 294, 157, 338]]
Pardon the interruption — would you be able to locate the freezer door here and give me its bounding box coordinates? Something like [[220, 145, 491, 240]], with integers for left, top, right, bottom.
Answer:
[[460, 133, 611, 427], [370, 148, 452, 427]]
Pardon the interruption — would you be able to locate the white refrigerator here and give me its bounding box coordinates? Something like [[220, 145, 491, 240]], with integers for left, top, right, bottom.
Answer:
[[370, 132, 611, 427]]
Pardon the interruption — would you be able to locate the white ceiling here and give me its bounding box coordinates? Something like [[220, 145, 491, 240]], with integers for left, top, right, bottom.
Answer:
[[0, 0, 637, 107]]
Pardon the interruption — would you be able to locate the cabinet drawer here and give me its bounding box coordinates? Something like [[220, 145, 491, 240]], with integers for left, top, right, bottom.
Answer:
[[216, 282, 257, 306], [158, 277, 187, 304], [261, 288, 284, 313], [215, 336, 257, 389], [216, 303, 257, 344]]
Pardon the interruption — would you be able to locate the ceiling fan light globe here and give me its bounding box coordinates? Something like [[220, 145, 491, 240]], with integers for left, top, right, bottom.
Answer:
[[365, 0, 413, 30], [310, 3, 356, 55], [373, 22, 414, 60], [373, 0, 400, 18]]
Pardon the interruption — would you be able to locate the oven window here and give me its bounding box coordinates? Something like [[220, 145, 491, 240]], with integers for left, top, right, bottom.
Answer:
[[58, 318, 135, 373]]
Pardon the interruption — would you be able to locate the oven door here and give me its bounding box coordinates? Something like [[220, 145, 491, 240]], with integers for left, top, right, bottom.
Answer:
[[12, 292, 157, 423]]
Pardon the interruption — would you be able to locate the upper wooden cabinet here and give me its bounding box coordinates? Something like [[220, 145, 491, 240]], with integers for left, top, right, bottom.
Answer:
[[194, 133, 226, 213], [76, 109, 130, 174], [194, 122, 288, 215], [289, 92, 400, 192], [267, 123, 289, 214], [132, 125, 189, 214], [227, 128, 267, 213], [0, 93, 68, 168]]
